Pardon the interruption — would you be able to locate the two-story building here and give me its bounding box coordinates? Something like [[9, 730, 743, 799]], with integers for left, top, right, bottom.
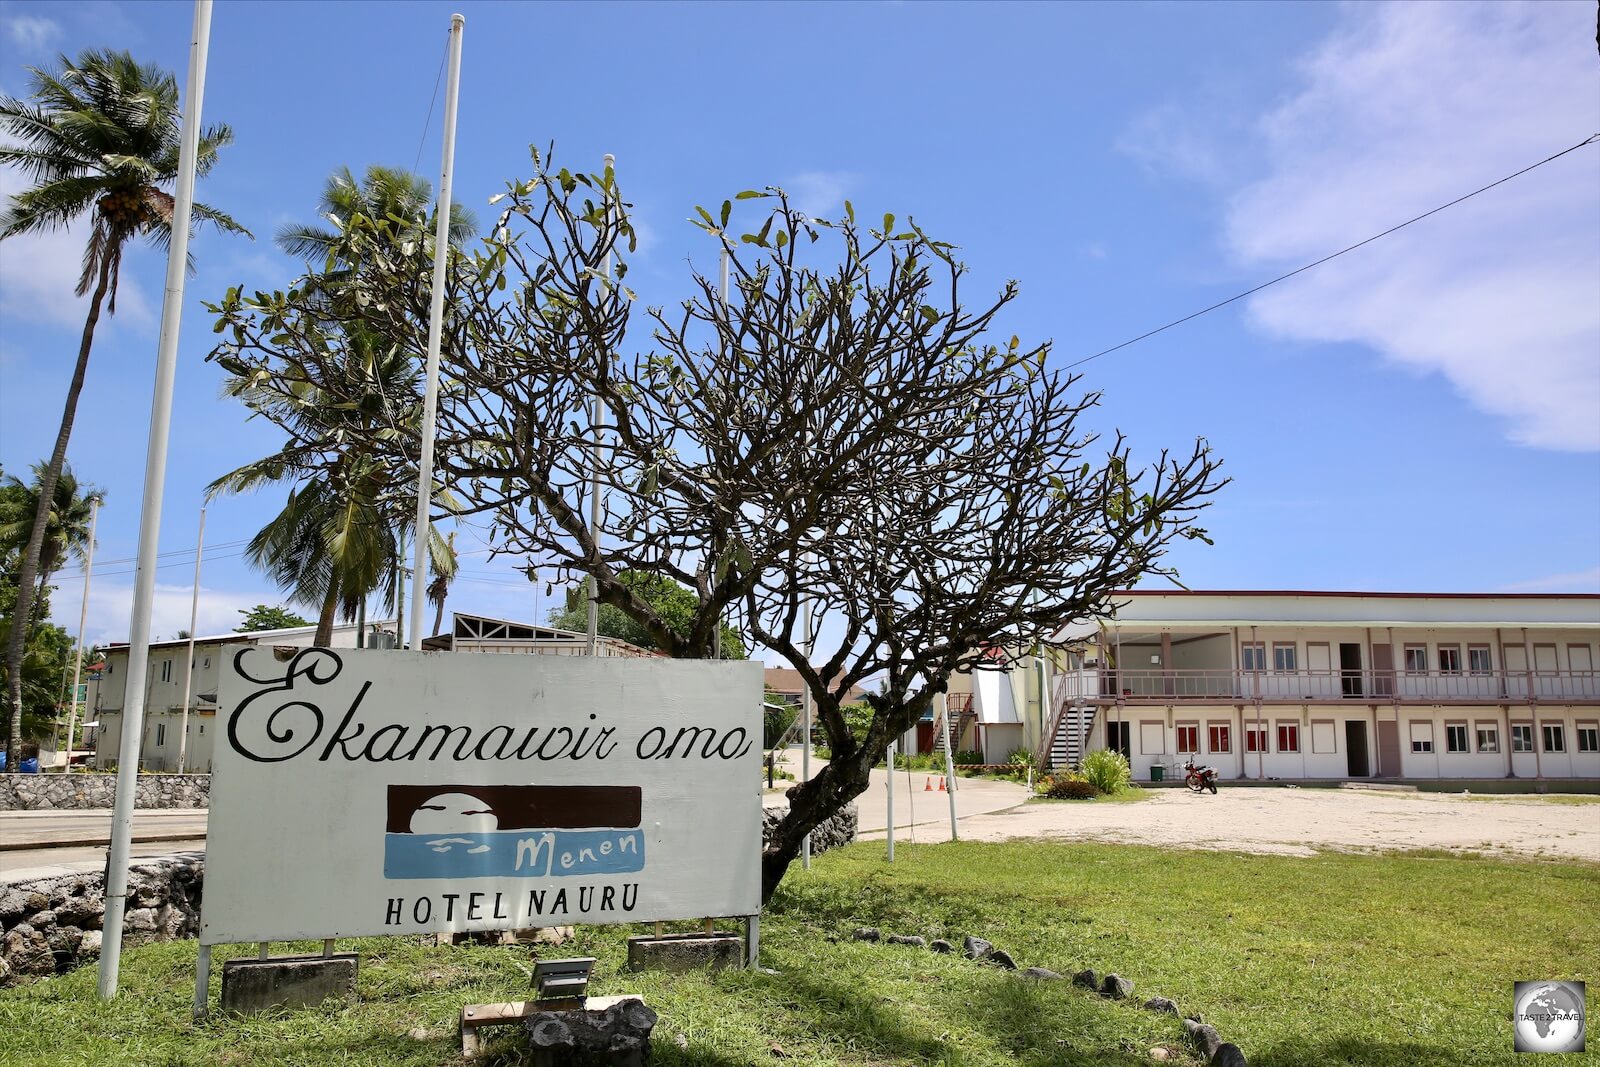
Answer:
[[89, 620, 397, 773], [1044, 590, 1600, 783]]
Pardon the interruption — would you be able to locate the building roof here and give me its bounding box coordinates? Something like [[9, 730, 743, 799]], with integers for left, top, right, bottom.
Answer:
[[104, 619, 395, 653], [1052, 589, 1600, 640], [764, 666, 871, 703]]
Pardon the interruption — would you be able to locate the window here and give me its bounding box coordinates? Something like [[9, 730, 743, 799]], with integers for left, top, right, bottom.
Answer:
[[1445, 724, 1469, 753], [1403, 645, 1428, 674], [1273, 643, 1297, 672], [1241, 643, 1265, 672], [1475, 723, 1499, 753], [160, 659, 172, 683], [1176, 724, 1199, 753], [1410, 721, 1434, 754], [1467, 646, 1493, 675], [1276, 723, 1300, 753], [1511, 724, 1534, 752], [1311, 721, 1337, 753], [1576, 724, 1598, 752], [1207, 723, 1231, 753], [1437, 646, 1461, 674], [203, 656, 211, 669], [1244, 727, 1267, 753], [1542, 724, 1565, 753], [155, 723, 166, 746]]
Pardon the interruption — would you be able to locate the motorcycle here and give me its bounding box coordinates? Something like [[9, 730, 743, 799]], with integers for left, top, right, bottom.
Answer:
[[1183, 756, 1219, 795]]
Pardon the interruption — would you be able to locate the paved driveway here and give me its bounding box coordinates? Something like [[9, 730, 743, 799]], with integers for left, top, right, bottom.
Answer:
[[898, 786, 1600, 861]]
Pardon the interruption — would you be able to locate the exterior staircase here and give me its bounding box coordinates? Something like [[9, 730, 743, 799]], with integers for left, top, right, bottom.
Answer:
[[1046, 706, 1096, 771]]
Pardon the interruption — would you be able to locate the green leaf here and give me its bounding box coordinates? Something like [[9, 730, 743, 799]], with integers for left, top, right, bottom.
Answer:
[[735, 190, 765, 200], [696, 205, 717, 229], [720, 200, 732, 227], [487, 192, 507, 205], [883, 213, 895, 234], [775, 230, 788, 248]]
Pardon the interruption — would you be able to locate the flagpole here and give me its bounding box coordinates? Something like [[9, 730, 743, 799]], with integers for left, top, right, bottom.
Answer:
[[61, 496, 99, 772], [175, 506, 205, 772], [409, 13, 465, 649], [585, 153, 615, 658], [99, 0, 212, 1000], [711, 245, 730, 662]]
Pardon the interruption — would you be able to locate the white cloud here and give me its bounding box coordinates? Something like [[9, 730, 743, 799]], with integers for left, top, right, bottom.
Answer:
[[50, 580, 279, 647], [4, 13, 60, 51], [1498, 567, 1600, 594], [0, 163, 155, 331], [784, 170, 858, 220], [1224, 2, 1600, 451]]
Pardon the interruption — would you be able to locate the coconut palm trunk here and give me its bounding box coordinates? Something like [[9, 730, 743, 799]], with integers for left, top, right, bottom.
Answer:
[[4, 255, 112, 765]]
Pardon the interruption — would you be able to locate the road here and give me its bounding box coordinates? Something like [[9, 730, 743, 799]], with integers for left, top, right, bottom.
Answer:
[[1, 809, 208, 883]]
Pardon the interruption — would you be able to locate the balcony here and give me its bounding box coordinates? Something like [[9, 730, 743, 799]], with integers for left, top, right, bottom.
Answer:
[[1051, 668, 1600, 706]]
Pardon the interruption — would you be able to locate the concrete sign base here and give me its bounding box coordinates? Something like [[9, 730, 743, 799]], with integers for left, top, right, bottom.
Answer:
[[220, 953, 357, 1014], [626, 931, 743, 973]]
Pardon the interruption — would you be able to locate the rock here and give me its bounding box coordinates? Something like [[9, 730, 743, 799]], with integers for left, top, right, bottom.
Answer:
[[886, 935, 926, 948], [852, 927, 881, 943], [962, 935, 992, 959], [929, 939, 953, 954], [79, 931, 102, 957], [533, 925, 575, 945], [987, 949, 1018, 970], [1100, 973, 1133, 999], [674, 1033, 689, 1050], [0, 891, 28, 923], [525, 994, 658, 1056], [1149, 1048, 1174, 1062], [1210, 1044, 1247, 1067], [24, 893, 48, 912], [1144, 996, 1179, 1014], [1182, 1019, 1223, 1059], [45, 925, 83, 957], [122, 908, 158, 933], [2, 924, 53, 976], [406, 1027, 431, 1041], [1021, 967, 1063, 980], [0, 954, 9, 983], [1071, 968, 1099, 990]]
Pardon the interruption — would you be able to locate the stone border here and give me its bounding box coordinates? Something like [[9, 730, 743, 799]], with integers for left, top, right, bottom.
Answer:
[[849, 926, 1249, 1066], [1, 852, 203, 986], [0, 773, 210, 811]]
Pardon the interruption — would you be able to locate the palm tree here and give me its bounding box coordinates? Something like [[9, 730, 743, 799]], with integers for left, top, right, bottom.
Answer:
[[209, 165, 470, 647], [0, 49, 247, 765], [0, 465, 100, 747], [427, 530, 459, 638]]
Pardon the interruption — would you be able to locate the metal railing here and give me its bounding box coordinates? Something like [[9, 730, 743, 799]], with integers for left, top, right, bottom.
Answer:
[[1051, 668, 1600, 703]]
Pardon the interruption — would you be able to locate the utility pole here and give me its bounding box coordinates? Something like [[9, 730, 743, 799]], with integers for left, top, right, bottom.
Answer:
[[62, 496, 100, 772], [175, 506, 205, 773]]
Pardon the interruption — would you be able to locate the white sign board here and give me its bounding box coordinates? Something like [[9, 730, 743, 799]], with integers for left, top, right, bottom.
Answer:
[[201, 647, 763, 945]]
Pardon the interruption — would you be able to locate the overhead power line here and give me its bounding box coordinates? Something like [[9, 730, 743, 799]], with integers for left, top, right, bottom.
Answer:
[[1065, 132, 1600, 372]]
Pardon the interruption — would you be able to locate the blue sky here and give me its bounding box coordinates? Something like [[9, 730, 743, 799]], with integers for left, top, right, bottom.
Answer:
[[1, 0, 1596, 651]]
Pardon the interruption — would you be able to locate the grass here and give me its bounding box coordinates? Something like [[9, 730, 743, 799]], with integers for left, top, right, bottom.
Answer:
[[2, 841, 1595, 1066]]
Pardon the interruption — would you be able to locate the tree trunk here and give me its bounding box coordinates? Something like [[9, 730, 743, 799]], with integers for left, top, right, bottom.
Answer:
[[314, 581, 338, 648], [759, 754, 875, 903], [431, 594, 446, 641], [5, 254, 114, 768]]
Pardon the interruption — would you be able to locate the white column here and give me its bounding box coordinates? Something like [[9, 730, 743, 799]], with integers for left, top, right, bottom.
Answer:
[[175, 506, 204, 773], [62, 497, 99, 772], [100, 0, 212, 1000]]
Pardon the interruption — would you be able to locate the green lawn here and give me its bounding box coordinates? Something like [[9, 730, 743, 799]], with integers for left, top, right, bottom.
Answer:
[[2, 841, 1595, 1066]]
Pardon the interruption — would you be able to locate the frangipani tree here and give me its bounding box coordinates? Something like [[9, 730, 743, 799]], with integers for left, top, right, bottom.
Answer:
[[208, 151, 1224, 897]]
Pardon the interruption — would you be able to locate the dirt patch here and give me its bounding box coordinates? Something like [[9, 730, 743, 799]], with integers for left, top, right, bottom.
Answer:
[[899, 787, 1600, 861]]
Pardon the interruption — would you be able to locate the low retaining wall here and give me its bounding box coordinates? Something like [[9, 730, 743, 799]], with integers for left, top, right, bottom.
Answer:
[[0, 773, 210, 811], [3, 804, 858, 985], [763, 802, 858, 856], [0, 852, 202, 985]]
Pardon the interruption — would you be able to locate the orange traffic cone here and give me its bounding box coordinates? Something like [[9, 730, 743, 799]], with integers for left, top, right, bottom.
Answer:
[[924, 777, 934, 791], [939, 777, 947, 791]]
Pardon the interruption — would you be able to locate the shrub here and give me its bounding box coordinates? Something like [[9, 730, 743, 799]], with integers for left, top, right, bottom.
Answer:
[[1037, 774, 1098, 799], [953, 749, 984, 766], [1081, 748, 1132, 795], [1005, 746, 1035, 768]]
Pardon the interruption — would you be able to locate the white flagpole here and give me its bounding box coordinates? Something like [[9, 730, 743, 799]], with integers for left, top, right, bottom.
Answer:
[[885, 738, 895, 862], [941, 691, 959, 840], [175, 506, 204, 773], [100, 0, 212, 1000], [409, 12, 465, 649], [585, 152, 614, 657], [800, 597, 812, 869], [711, 245, 730, 662], [61, 496, 99, 772]]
